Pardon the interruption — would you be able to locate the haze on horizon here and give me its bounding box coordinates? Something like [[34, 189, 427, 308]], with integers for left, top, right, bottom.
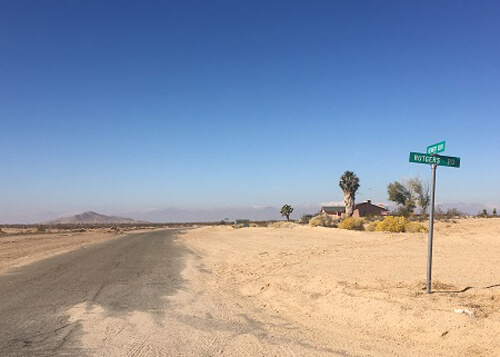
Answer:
[[1, 1, 499, 224]]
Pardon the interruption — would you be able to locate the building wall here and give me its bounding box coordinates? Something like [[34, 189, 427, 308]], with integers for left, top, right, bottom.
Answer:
[[320, 209, 343, 217], [354, 203, 389, 217], [321, 203, 388, 218]]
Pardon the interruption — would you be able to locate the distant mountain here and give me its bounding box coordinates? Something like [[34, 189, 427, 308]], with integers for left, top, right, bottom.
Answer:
[[43, 211, 149, 225]]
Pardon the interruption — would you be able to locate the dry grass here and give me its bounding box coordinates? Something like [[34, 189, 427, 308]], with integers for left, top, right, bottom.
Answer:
[[309, 214, 338, 228]]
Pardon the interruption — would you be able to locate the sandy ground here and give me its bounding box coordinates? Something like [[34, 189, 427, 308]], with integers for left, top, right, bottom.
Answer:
[[178, 218, 500, 357], [1, 220, 499, 356], [0, 230, 129, 274]]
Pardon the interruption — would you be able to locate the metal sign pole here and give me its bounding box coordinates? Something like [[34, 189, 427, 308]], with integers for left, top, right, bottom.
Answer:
[[410, 142, 460, 294], [427, 164, 437, 294]]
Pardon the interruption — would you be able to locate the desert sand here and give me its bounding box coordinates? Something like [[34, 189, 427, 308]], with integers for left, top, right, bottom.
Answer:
[[178, 218, 500, 356], [1, 219, 498, 356]]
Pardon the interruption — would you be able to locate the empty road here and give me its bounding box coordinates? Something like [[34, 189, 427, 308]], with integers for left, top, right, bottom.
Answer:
[[0, 230, 187, 356]]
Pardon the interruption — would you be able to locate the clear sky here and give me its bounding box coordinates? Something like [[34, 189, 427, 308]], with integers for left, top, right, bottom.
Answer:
[[1, 1, 499, 223]]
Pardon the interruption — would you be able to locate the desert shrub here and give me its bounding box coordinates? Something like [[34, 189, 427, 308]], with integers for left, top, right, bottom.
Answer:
[[390, 207, 411, 218], [444, 208, 464, 218], [338, 217, 365, 231], [365, 221, 380, 231], [268, 221, 299, 228], [309, 214, 337, 228], [405, 221, 428, 233], [436, 207, 465, 220], [375, 216, 407, 232], [374, 216, 428, 233], [477, 209, 489, 218], [298, 214, 314, 224]]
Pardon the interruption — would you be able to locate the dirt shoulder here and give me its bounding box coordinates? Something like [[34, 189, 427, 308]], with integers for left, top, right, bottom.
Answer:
[[0, 229, 157, 275], [178, 218, 500, 357]]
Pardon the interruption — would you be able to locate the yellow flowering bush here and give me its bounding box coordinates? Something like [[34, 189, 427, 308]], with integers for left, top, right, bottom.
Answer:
[[338, 217, 365, 231], [374, 216, 428, 233]]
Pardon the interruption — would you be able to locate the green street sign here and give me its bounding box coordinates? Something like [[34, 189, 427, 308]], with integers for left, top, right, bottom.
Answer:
[[427, 141, 446, 154], [409, 152, 460, 168], [409, 143, 460, 294]]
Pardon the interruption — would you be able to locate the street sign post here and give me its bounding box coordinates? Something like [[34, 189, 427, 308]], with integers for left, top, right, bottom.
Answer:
[[409, 142, 461, 294], [427, 141, 446, 155]]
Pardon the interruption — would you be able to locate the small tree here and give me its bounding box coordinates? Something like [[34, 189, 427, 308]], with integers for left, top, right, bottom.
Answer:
[[478, 209, 488, 218], [387, 177, 430, 215], [280, 204, 294, 221], [339, 171, 360, 217], [387, 181, 414, 212], [407, 177, 430, 214], [493, 208, 497, 217]]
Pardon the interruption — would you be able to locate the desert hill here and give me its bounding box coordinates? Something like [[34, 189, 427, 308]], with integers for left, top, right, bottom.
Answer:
[[43, 211, 148, 224]]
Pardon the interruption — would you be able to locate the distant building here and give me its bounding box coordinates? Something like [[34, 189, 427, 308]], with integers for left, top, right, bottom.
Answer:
[[235, 219, 250, 227], [320, 200, 389, 218], [320, 206, 345, 218], [352, 200, 389, 217]]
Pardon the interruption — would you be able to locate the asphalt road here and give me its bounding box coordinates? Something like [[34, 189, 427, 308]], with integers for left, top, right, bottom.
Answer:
[[0, 229, 186, 356]]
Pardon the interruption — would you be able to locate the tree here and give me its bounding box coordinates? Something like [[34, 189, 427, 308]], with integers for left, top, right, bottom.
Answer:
[[280, 204, 294, 221], [339, 171, 360, 217], [479, 209, 488, 218], [387, 177, 430, 215], [387, 181, 413, 210], [407, 177, 430, 214], [493, 208, 497, 217]]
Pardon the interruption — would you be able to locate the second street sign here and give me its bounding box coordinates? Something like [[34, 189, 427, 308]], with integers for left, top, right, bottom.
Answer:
[[427, 141, 446, 154], [409, 152, 460, 168], [409, 142, 461, 294]]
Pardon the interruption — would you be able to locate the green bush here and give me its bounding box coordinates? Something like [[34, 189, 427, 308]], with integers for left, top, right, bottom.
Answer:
[[338, 217, 365, 231], [374, 216, 427, 233], [309, 214, 337, 228]]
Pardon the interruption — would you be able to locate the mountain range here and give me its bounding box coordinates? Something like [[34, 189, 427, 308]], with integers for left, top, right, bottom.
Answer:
[[43, 211, 148, 224]]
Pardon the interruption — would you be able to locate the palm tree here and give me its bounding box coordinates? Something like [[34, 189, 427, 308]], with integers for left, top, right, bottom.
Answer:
[[339, 171, 360, 217]]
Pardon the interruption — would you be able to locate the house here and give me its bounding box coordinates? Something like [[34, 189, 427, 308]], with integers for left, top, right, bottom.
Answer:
[[352, 200, 389, 217], [321, 200, 389, 218], [320, 206, 344, 218]]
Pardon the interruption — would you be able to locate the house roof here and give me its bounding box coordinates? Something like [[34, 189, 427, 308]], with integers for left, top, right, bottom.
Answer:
[[321, 206, 345, 213], [321, 202, 389, 213], [354, 202, 389, 211]]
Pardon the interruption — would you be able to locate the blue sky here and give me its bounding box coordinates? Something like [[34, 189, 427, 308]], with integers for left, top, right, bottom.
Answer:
[[1, 1, 499, 223]]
